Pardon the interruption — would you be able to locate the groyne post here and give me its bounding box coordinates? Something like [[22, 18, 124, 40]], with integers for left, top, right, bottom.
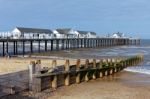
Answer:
[[99, 59, 103, 78], [76, 59, 81, 84], [51, 60, 57, 89], [64, 60, 70, 86], [85, 59, 89, 81], [28, 61, 36, 91], [92, 59, 97, 80]]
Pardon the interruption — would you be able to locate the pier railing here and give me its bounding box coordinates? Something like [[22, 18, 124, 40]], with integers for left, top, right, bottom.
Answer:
[[28, 55, 143, 92]]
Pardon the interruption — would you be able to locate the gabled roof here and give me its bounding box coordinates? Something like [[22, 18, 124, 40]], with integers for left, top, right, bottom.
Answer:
[[113, 32, 124, 37], [56, 28, 72, 34], [77, 30, 96, 35], [90, 32, 96, 35], [77, 30, 88, 35], [15, 27, 53, 34]]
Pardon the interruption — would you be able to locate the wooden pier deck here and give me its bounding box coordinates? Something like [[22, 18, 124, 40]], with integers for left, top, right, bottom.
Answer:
[[0, 38, 140, 56]]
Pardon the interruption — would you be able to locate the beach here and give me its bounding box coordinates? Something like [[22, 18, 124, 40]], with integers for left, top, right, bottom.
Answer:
[[3, 71, 150, 99], [46, 71, 150, 99], [1, 40, 150, 99]]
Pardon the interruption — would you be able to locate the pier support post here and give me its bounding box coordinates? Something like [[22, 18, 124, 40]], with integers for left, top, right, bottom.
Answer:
[[22, 41, 25, 56], [45, 40, 47, 51], [2, 41, 5, 56], [51, 40, 53, 51], [13, 41, 16, 55], [62, 39, 64, 50], [30, 41, 33, 53], [56, 39, 59, 50], [6, 41, 8, 54], [16, 42, 18, 55], [38, 40, 40, 53]]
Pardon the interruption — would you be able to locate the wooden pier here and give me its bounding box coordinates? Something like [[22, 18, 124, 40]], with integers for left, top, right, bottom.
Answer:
[[0, 38, 140, 56], [29, 55, 143, 92]]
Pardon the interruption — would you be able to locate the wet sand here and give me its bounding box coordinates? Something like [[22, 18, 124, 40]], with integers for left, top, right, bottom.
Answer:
[[46, 71, 150, 99]]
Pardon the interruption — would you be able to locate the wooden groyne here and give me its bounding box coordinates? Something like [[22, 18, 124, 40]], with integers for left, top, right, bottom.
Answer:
[[29, 55, 143, 92], [0, 38, 140, 56]]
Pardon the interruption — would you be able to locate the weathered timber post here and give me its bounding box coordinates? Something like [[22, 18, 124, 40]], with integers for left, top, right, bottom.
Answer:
[[109, 59, 113, 75], [116, 59, 121, 71], [99, 59, 103, 78], [93, 59, 96, 68], [85, 59, 89, 81], [92, 59, 97, 80], [51, 60, 57, 89], [64, 60, 70, 86], [35, 60, 42, 73], [52, 60, 57, 69], [114, 58, 118, 73], [76, 59, 81, 84], [28, 61, 36, 91], [103, 59, 108, 76]]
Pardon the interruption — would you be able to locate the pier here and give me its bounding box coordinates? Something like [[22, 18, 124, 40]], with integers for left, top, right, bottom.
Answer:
[[0, 38, 140, 56], [29, 55, 143, 92]]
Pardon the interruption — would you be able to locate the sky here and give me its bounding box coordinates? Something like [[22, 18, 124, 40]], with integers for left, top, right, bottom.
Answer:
[[0, 0, 150, 38]]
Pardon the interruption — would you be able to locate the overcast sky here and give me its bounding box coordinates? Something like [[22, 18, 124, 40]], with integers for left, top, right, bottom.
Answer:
[[0, 0, 150, 38]]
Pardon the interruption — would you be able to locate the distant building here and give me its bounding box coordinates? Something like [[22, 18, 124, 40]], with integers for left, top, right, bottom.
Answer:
[[75, 31, 87, 38], [112, 32, 125, 38], [12, 27, 53, 39], [75, 30, 97, 38], [53, 28, 76, 38]]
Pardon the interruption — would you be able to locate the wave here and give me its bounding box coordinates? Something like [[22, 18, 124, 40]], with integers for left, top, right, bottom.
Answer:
[[125, 68, 150, 75]]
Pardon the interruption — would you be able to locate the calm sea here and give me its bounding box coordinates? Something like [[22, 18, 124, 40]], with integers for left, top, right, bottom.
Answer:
[[58, 39, 150, 75]]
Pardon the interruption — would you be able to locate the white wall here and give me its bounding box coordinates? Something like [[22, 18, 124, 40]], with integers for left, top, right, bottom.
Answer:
[[86, 32, 96, 38], [12, 28, 21, 39]]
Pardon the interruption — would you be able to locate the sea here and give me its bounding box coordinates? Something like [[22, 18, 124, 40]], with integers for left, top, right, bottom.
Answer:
[[50, 39, 150, 75]]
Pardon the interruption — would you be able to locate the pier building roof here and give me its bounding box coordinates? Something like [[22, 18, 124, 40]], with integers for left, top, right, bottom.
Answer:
[[77, 31, 88, 35], [15, 27, 53, 34], [56, 28, 73, 34], [77, 31, 96, 35]]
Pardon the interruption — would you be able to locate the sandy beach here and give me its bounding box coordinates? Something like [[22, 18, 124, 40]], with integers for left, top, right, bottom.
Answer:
[[2, 71, 150, 99], [46, 71, 150, 99], [0, 45, 149, 99]]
